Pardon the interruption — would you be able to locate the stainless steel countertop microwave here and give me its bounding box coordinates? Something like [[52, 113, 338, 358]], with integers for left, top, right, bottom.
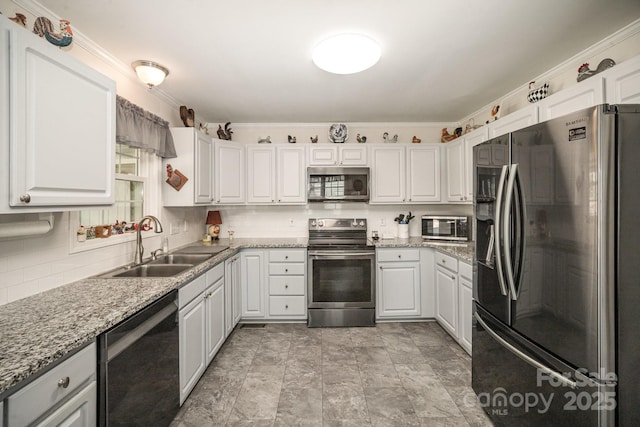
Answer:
[[421, 215, 470, 241], [307, 167, 370, 202]]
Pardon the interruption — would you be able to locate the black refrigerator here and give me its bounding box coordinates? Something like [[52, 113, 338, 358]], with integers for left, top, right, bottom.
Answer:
[[472, 104, 640, 426]]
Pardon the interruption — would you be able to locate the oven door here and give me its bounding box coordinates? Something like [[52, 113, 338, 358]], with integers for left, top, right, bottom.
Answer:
[[308, 250, 375, 309]]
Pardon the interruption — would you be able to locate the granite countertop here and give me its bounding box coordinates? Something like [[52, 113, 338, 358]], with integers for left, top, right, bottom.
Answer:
[[0, 237, 306, 397], [373, 237, 474, 263]]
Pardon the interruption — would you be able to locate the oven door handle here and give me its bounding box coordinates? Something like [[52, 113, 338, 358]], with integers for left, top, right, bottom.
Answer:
[[308, 250, 375, 257]]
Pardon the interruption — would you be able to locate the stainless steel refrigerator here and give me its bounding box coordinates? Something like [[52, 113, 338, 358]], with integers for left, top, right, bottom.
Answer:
[[472, 104, 640, 426]]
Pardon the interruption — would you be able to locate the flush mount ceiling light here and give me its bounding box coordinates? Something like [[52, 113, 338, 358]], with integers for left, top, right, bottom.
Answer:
[[312, 34, 381, 75], [131, 60, 170, 88]]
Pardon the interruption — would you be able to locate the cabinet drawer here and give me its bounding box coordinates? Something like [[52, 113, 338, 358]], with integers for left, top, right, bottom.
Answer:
[[377, 249, 420, 262], [269, 276, 305, 295], [436, 251, 458, 272], [459, 261, 472, 282], [269, 250, 306, 263], [179, 274, 207, 309], [269, 263, 305, 276], [8, 342, 96, 426], [206, 262, 225, 285], [269, 296, 306, 316]]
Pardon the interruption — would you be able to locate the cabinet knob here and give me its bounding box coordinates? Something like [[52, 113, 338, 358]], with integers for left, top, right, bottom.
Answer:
[[285, 256, 289, 259], [442, 260, 446, 263], [285, 284, 288, 289], [451, 275, 456, 280], [285, 268, 288, 273], [272, 199, 275, 202], [398, 255, 401, 259], [460, 197, 464, 201], [19, 194, 31, 203], [285, 305, 289, 309], [57, 377, 70, 388]]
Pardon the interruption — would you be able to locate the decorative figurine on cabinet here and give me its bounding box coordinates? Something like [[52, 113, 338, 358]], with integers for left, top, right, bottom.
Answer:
[[258, 136, 272, 144], [9, 13, 27, 27], [180, 106, 195, 127], [356, 134, 367, 143], [310, 135, 318, 143], [577, 58, 615, 82], [412, 136, 421, 143], [217, 122, 233, 140], [527, 81, 549, 103], [33, 16, 73, 47], [383, 132, 398, 143], [288, 135, 297, 143]]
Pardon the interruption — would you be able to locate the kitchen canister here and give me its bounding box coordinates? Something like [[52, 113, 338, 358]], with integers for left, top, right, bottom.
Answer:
[[398, 223, 409, 239]]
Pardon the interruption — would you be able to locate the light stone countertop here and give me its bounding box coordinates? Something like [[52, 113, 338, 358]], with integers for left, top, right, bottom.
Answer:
[[373, 237, 474, 263], [0, 237, 306, 397], [0, 235, 476, 396]]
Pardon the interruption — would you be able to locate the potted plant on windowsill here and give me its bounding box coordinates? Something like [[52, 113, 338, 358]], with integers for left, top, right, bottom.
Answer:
[[394, 212, 415, 239]]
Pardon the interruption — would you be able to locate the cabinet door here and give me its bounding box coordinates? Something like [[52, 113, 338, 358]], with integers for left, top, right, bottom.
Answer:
[[233, 256, 242, 326], [205, 278, 225, 364], [458, 278, 473, 355], [488, 105, 538, 138], [464, 127, 489, 200], [247, 146, 276, 204], [604, 54, 640, 103], [36, 381, 96, 427], [445, 140, 466, 202], [407, 146, 441, 203], [308, 146, 338, 166], [538, 77, 604, 122], [241, 251, 266, 318], [370, 146, 405, 203], [339, 146, 367, 165], [179, 295, 206, 404], [224, 258, 234, 337], [9, 24, 115, 207], [435, 265, 458, 337], [195, 132, 215, 204], [377, 262, 420, 318], [277, 146, 306, 203], [215, 141, 245, 204]]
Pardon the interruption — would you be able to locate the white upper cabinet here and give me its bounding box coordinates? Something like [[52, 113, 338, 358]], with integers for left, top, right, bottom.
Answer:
[[215, 140, 245, 204], [246, 146, 277, 204], [370, 145, 406, 203], [538, 76, 604, 122], [489, 105, 539, 138], [308, 145, 367, 166], [276, 146, 306, 203], [163, 128, 214, 206], [406, 145, 441, 203], [1, 16, 115, 211], [604, 54, 640, 104], [445, 139, 466, 203]]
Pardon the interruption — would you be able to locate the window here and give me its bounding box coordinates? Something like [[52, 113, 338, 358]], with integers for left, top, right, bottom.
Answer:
[[69, 144, 155, 252]]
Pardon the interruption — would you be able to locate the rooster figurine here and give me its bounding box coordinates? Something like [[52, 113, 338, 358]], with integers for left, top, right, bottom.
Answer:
[[33, 17, 73, 47], [577, 58, 616, 82]]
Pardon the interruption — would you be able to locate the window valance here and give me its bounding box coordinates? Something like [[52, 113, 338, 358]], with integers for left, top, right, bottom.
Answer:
[[116, 95, 177, 158]]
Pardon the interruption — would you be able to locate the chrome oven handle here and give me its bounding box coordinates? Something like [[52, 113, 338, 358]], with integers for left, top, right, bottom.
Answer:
[[308, 251, 375, 257]]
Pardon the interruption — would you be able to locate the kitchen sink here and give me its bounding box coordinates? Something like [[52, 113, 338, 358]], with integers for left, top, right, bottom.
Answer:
[[103, 264, 193, 278], [148, 254, 213, 265]]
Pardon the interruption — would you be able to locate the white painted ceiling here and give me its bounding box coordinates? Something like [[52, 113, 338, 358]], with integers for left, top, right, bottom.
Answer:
[[37, 0, 640, 123]]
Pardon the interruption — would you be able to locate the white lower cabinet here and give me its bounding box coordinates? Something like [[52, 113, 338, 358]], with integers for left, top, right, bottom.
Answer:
[[225, 253, 241, 336], [435, 252, 458, 337], [178, 263, 225, 404], [376, 249, 421, 319], [7, 342, 96, 427], [457, 261, 473, 355], [268, 249, 307, 319], [241, 250, 267, 318]]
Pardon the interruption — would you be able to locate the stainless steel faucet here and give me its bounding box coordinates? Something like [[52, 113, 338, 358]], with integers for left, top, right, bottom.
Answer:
[[134, 215, 163, 265]]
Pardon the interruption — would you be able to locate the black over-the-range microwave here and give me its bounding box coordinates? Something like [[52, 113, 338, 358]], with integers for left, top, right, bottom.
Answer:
[[307, 167, 370, 202], [421, 215, 470, 241]]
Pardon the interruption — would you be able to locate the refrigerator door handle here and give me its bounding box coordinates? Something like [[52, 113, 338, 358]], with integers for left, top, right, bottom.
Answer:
[[513, 165, 527, 298], [494, 165, 509, 297], [503, 163, 519, 300], [474, 312, 578, 389]]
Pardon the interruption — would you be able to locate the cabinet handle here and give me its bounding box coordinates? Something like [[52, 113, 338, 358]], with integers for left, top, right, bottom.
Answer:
[[58, 377, 70, 388], [19, 194, 31, 203]]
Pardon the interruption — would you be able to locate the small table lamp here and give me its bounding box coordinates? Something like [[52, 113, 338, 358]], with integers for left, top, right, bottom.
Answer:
[[206, 210, 222, 240]]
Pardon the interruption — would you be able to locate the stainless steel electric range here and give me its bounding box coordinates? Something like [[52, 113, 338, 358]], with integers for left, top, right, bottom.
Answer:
[[307, 218, 375, 327]]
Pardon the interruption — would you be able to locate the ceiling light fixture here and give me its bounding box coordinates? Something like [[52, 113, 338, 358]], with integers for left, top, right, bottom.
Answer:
[[131, 60, 170, 88], [312, 34, 381, 75]]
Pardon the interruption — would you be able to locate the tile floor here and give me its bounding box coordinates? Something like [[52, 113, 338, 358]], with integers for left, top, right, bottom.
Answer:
[[171, 322, 493, 426]]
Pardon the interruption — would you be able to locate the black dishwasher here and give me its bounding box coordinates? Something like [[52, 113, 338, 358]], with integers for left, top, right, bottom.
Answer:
[[98, 290, 179, 426]]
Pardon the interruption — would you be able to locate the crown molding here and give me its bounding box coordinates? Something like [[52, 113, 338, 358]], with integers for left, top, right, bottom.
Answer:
[[460, 18, 640, 123], [12, 0, 185, 109], [220, 121, 457, 129]]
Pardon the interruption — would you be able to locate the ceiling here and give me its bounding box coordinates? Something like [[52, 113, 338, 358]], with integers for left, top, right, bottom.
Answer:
[[37, 0, 640, 123]]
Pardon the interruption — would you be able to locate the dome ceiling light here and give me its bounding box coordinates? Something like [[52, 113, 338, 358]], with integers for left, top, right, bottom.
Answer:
[[131, 60, 170, 88], [312, 34, 381, 75]]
